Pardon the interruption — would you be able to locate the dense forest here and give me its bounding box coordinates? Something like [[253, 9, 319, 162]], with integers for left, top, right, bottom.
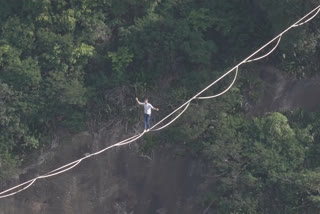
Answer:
[[1, 0, 320, 213]]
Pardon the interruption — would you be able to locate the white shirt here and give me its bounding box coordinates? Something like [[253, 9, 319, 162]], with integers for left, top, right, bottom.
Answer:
[[138, 102, 155, 115]]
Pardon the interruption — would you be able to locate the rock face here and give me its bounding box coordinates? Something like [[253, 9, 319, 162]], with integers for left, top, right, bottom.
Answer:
[[248, 65, 320, 114], [0, 128, 206, 214]]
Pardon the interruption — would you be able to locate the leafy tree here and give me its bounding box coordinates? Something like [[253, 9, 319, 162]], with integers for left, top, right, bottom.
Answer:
[[107, 46, 133, 80], [187, 8, 214, 32], [202, 112, 313, 213], [0, 82, 39, 180], [1, 17, 35, 54]]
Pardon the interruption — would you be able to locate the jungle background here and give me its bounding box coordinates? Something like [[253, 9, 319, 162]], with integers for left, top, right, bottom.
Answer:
[[1, 0, 320, 213]]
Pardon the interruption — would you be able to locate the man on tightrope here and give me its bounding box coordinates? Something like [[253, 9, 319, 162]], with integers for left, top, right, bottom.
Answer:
[[136, 97, 159, 132]]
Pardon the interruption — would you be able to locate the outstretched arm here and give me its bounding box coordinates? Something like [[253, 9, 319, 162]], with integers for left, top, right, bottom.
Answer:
[[151, 104, 159, 111], [136, 97, 144, 105]]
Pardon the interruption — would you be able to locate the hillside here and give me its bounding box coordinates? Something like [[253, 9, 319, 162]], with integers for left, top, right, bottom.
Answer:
[[1, 1, 320, 213]]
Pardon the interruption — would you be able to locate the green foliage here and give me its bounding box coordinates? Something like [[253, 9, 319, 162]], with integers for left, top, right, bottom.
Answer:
[[108, 47, 134, 80], [187, 8, 214, 32], [61, 109, 87, 132], [0, 151, 20, 183], [1, 17, 35, 53], [252, 113, 306, 174], [0, 82, 39, 179], [287, 110, 320, 168], [0, 44, 21, 67], [204, 0, 272, 58], [45, 70, 87, 109], [3, 57, 41, 91], [141, 134, 157, 153], [201, 111, 315, 213], [58, 78, 87, 106], [72, 43, 95, 65]]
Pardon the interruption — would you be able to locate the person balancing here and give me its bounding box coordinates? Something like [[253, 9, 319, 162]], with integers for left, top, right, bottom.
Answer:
[[136, 97, 159, 132]]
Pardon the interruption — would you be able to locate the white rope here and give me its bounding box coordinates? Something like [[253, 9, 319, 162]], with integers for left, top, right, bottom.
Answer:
[[196, 67, 238, 100], [151, 102, 191, 131], [42, 159, 84, 177], [293, 8, 320, 27], [245, 37, 282, 63], [0, 4, 319, 199], [38, 160, 83, 179], [0, 179, 37, 199], [89, 133, 144, 156], [0, 133, 144, 198]]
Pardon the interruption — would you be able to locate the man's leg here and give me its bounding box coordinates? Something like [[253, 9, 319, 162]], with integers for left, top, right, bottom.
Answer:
[[147, 114, 151, 130], [144, 114, 147, 130]]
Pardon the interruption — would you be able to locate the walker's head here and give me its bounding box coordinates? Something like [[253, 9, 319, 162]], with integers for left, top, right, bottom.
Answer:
[[144, 98, 148, 104]]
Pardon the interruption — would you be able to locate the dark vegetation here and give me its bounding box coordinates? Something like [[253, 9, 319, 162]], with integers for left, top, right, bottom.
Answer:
[[0, 0, 320, 213]]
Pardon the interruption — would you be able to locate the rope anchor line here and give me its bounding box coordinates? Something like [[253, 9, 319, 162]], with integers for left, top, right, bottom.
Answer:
[[0, 179, 37, 199], [0, 4, 320, 199], [196, 66, 239, 100], [293, 8, 320, 27], [152, 102, 191, 131], [245, 37, 282, 63], [39, 160, 83, 179]]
